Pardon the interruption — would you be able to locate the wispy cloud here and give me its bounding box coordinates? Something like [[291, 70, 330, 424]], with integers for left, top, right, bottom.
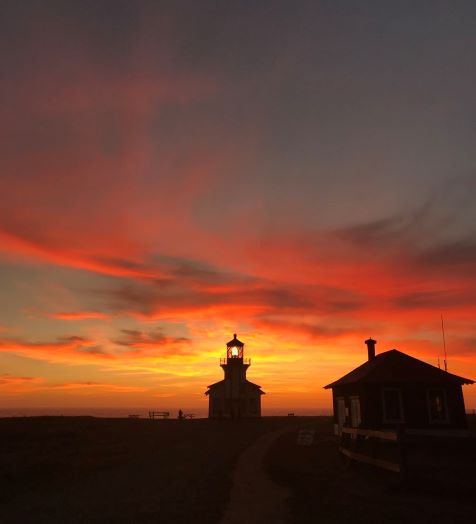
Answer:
[[0, 374, 146, 395], [112, 329, 193, 358], [49, 311, 113, 320], [0, 335, 113, 364]]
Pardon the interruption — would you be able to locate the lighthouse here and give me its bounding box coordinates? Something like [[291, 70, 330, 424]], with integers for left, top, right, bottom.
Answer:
[[205, 334, 264, 418]]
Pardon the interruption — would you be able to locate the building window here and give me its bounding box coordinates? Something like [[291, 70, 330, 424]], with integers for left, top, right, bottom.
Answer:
[[382, 388, 404, 423], [427, 389, 449, 423], [350, 396, 361, 427], [337, 397, 346, 425]]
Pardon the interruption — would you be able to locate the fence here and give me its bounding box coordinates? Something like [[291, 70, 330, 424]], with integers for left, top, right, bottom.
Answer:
[[148, 411, 170, 419]]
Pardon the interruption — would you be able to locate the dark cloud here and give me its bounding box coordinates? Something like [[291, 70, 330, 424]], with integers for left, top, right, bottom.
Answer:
[[415, 238, 476, 269], [95, 272, 364, 319], [392, 289, 476, 310], [252, 317, 360, 340], [58, 335, 90, 343], [331, 185, 476, 283], [332, 196, 438, 253], [335, 216, 407, 248], [76, 345, 111, 356], [113, 329, 190, 349], [91, 255, 149, 272]]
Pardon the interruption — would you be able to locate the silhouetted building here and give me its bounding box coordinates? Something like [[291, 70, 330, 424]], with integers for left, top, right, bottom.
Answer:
[[205, 334, 264, 418], [325, 339, 474, 436]]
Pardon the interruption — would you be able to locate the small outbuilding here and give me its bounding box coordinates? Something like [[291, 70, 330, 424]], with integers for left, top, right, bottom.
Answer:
[[205, 334, 264, 418], [325, 339, 474, 436]]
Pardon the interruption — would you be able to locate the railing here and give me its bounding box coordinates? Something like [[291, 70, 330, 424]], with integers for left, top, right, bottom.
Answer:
[[340, 426, 405, 474], [220, 357, 251, 365]]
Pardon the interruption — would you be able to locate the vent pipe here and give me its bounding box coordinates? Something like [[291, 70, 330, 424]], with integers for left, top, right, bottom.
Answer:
[[365, 338, 376, 361]]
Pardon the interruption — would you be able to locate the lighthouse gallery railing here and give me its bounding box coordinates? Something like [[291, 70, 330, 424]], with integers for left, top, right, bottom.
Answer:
[[220, 357, 251, 365]]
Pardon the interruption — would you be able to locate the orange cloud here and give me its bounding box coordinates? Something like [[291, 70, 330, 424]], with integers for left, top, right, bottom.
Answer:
[[0, 335, 113, 365], [49, 311, 113, 320], [0, 374, 146, 396], [0, 329, 201, 369], [48, 381, 146, 393], [0, 374, 46, 395]]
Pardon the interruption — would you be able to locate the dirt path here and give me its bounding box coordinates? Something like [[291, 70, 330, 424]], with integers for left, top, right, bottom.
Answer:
[[220, 428, 292, 524]]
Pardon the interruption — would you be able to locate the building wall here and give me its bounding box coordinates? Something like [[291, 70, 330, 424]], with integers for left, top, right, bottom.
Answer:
[[331, 382, 468, 431], [208, 388, 261, 418]]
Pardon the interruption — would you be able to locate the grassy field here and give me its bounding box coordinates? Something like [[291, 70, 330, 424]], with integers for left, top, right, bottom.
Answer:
[[0, 415, 303, 523], [264, 416, 476, 524]]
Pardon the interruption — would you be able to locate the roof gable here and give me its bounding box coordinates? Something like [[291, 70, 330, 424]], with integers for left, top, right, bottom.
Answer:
[[324, 349, 474, 389]]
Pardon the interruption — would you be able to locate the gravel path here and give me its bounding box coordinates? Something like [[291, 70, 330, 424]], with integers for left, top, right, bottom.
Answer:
[[220, 428, 291, 524]]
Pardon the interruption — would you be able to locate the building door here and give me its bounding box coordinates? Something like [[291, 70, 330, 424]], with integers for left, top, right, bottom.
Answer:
[[350, 397, 361, 428]]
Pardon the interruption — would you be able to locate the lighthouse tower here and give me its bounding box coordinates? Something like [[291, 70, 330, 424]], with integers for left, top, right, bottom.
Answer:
[[205, 334, 264, 418]]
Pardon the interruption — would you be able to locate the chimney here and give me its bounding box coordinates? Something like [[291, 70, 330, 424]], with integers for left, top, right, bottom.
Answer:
[[365, 338, 376, 361]]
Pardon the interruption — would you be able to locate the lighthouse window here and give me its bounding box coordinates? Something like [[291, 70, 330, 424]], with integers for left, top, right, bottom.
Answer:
[[231, 346, 239, 357]]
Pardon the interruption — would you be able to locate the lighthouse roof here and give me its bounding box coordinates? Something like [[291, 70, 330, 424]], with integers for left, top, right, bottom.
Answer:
[[205, 379, 264, 395], [226, 333, 244, 347]]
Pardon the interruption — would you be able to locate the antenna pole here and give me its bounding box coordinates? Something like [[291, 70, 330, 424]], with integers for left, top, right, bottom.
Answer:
[[441, 314, 448, 372]]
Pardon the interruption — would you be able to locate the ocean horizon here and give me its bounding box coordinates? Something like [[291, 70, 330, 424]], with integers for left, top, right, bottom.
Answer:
[[0, 406, 334, 419]]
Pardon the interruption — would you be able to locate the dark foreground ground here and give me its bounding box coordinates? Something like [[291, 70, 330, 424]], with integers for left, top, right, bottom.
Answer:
[[0, 415, 303, 523], [1, 416, 475, 523], [265, 415, 476, 524]]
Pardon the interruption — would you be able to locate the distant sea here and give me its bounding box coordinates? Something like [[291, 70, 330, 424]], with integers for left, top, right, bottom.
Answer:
[[0, 407, 333, 419]]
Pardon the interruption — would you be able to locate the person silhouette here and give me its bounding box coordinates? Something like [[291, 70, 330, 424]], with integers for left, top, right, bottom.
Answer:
[[178, 409, 183, 419]]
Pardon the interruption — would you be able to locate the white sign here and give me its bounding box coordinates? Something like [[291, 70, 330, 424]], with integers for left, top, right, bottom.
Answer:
[[297, 429, 315, 446]]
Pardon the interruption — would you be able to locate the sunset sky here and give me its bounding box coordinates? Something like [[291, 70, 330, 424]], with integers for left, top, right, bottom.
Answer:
[[1, 1, 476, 412]]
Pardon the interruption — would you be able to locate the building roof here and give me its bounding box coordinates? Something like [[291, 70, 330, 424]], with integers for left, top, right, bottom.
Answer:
[[205, 379, 264, 394], [324, 349, 474, 389], [226, 333, 244, 347]]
